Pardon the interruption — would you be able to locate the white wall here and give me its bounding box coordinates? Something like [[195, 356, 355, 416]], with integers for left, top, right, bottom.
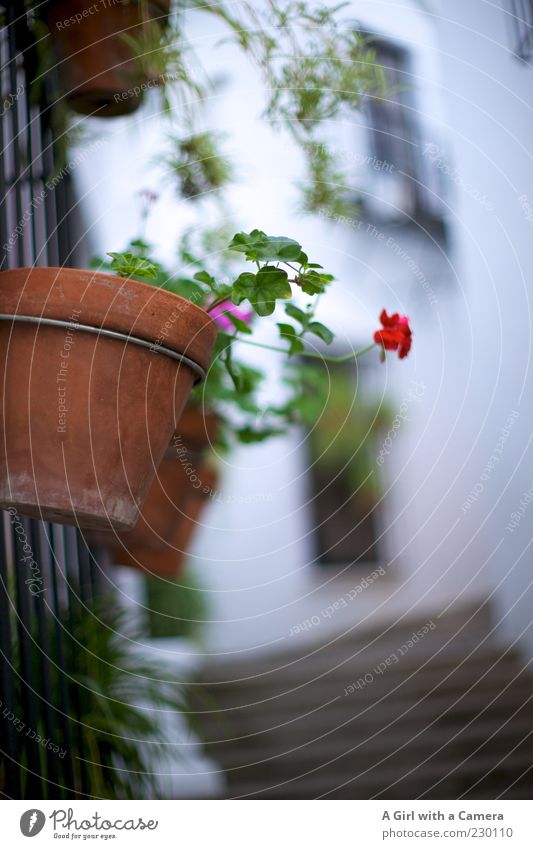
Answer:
[[424, 0, 533, 655]]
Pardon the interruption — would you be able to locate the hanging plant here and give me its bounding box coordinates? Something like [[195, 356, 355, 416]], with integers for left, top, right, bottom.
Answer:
[[30, 223, 409, 545], [90, 405, 221, 578], [29, 1, 385, 214], [0, 264, 217, 530], [163, 132, 233, 200], [34, 0, 171, 116]]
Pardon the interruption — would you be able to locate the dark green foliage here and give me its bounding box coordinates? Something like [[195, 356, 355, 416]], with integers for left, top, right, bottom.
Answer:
[[145, 570, 208, 640], [6, 594, 189, 799]]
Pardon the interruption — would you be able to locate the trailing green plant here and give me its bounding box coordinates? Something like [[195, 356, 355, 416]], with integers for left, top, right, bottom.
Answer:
[[163, 131, 232, 199], [189, 0, 386, 213], [29, 1, 386, 210]]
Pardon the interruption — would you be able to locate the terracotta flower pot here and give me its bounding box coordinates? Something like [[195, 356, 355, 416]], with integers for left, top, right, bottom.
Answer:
[[175, 404, 220, 452], [105, 405, 221, 576], [112, 462, 219, 577], [86, 403, 220, 546], [44, 0, 170, 117], [0, 267, 216, 530], [103, 445, 204, 551], [119, 405, 220, 544]]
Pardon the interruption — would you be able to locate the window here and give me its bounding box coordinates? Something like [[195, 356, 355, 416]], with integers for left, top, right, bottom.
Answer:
[[506, 0, 533, 62], [362, 37, 447, 236]]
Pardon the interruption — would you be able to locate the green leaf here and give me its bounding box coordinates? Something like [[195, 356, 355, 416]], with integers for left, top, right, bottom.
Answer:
[[231, 272, 257, 305], [223, 311, 253, 334], [228, 229, 303, 263], [296, 269, 334, 295], [107, 252, 159, 280], [288, 338, 305, 355], [284, 303, 308, 326], [129, 238, 151, 254], [236, 425, 285, 444], [277, 322, 298, 339], [232, 267, 291, 316], [277, 324, 305, 354], [255, 266, 291, 294], [253, 300, 275, 317], [307, 321, 334, 344], [193, 270, 218, 292], [253, 266, 291, 315], [235, 363, 264, 396]]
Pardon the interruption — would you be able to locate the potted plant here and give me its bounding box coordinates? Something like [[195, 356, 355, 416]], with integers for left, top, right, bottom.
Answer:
[[36, 0, 170, 116], [111, 455, 219, 577], [0, 263, 217, 530], [94, 404, 220, 576], [0, 223, 410, 535], [79, 227, 411, 553]]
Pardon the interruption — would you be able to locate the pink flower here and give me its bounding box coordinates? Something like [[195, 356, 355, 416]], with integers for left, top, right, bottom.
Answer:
[[210, 300, 253, 332]]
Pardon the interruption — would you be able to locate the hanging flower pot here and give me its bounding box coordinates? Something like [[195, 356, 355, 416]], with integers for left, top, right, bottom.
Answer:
[[91, 404, 220, 576], [0, 267, 216, 531], [43, 0, 170, 117], [112, 461, 219, 577], [173, 404, 220, 454]]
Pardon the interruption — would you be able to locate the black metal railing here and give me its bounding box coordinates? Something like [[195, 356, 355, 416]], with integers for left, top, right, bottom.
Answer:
[[0, 1, 103, 799]]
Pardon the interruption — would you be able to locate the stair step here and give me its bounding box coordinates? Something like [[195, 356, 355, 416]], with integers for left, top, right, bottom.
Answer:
[[192, 602, 533, 801], [202, 605, 493, 683], [216, 713, 533, 775], [196, 665, 532, 739], [198, 678, 533, 746], [225, 749, 533, 800], [196, 647, 524, 711]]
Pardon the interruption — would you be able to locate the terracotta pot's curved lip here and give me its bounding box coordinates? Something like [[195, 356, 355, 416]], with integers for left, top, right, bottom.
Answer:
[[0, 266, 217, 373], [1, 265, 212, 323]]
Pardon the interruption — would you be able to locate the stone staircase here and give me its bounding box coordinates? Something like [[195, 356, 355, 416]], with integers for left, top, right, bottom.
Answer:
[[193, 604, 533, 798]]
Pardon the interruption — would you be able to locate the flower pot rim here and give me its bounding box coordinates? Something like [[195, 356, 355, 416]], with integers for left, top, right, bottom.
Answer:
[[0, 266, 216, 373], [2, 264, 211, 321]]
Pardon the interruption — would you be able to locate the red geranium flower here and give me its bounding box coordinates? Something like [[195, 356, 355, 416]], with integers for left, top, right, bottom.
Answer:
[[374, 309, 412, 359]]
